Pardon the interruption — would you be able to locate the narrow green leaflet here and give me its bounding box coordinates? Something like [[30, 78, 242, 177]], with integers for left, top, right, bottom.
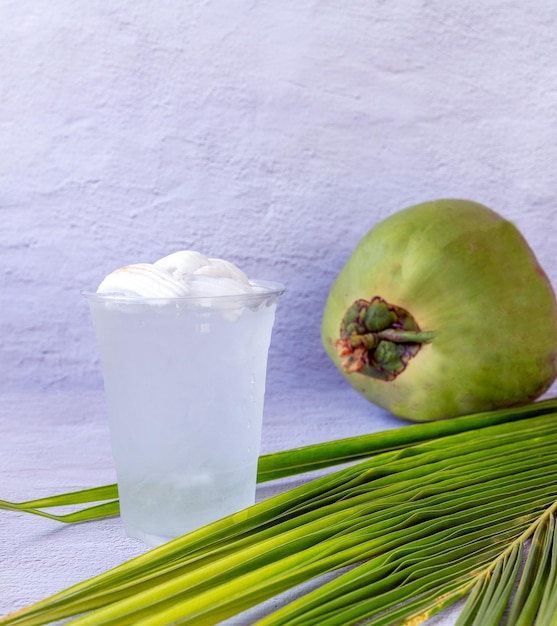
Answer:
[[256, 398, 557, 481], [506, 515, 555, 625], [454, 508, 557, 626], [0, 484, 120, 522], [454, 543, 523, 625], [536, 515, 557, 626], [2, 403, 557, 625]]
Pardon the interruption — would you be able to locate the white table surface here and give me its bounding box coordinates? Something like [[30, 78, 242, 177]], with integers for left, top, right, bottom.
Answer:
[[0, 386, 474, 625]]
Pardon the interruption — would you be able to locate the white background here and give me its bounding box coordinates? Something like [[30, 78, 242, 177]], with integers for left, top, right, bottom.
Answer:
[[1, 0, 556, 396]]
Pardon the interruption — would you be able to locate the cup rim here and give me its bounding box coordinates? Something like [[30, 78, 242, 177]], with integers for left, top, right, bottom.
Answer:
[[81, 279, 285, 305]]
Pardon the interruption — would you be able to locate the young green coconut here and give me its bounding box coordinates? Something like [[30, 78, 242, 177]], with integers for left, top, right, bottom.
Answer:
[[321, 199, 557, 422]]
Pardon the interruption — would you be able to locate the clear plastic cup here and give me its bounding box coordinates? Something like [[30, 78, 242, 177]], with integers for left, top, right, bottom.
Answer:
[[83, 280, 284, 547]]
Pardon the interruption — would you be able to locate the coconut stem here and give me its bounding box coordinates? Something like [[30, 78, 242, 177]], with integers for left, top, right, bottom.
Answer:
[[336, 296, 435, 381], [346, 330, 436, 349]]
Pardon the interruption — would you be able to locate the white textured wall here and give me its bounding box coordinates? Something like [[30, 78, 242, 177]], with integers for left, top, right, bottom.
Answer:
[[1, 1, 557, 395]]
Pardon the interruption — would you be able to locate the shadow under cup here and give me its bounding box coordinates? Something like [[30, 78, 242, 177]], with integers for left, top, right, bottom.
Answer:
[[83, 281, 284, 547]]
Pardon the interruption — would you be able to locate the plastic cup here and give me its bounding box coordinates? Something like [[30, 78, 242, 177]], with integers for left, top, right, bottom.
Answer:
[[83, 280, 284, 547]]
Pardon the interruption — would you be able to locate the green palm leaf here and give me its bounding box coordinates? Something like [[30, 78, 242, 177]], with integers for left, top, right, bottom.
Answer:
[[3, 399, 557, 625]]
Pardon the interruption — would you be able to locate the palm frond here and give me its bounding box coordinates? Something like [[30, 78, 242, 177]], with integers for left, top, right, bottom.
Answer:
[[3, 404, 557, 625]]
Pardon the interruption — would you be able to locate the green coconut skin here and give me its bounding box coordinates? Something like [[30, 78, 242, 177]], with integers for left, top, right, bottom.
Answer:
[[321, 199, 557, 422]]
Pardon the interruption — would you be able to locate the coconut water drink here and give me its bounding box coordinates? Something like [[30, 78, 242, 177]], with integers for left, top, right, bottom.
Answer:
[[85, 252, 283, 546]]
